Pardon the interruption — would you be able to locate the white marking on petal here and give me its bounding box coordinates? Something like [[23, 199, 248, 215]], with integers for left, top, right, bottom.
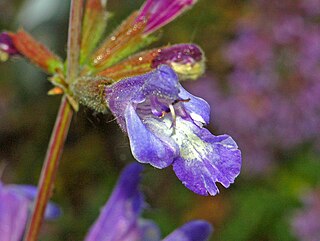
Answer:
[[172, 118, 211, 163], [190, 112, 206, 125], [145, 116, 211, 163]]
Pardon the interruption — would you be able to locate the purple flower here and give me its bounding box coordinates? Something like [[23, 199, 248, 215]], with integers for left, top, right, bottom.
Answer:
[[85, 163, 213, 241], [0, 182, 29, 241], [0, 181, 61, 241], [85, 163, 158, 241], [105, 65, 241, 196], [137, 0, 197, 34], [163, 220, 213, 241]]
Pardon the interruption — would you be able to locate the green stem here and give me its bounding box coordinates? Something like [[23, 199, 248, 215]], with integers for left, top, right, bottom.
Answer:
[[23, 1, 84, 240], [23, 96, 73, 241]]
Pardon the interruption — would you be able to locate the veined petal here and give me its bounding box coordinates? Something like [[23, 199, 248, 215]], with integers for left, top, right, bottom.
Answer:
[[85, 163, 145, 241], [171, 118, 241, 196], [141, 65, 180, 98], [125, 104, 176, 169], [178, 84, 210, 125], [137, 0, 197, 34], [105, 65, 180, 128], [163, 220, 213, 241]]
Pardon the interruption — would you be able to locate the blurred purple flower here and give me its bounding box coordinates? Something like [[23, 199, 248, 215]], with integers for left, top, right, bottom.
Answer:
[[291, 189, 320, 241], [105, 65, 241, 196], [186, 0, 320, 175], [0, 181, 61, 241], [85, 163, 213, 241], [85, 163, 158, 241], [162, 220, 213, 241]]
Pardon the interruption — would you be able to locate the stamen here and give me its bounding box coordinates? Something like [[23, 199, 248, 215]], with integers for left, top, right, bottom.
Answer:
[[172, 98, 190, 105], [169, 104, 176, 129]]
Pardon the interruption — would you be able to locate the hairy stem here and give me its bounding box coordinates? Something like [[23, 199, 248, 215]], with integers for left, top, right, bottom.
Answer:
[[23, 1, 84, 240]]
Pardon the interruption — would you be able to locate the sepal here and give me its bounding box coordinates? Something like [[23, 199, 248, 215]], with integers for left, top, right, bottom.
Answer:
[[85, 12, 156, 73], [70, 76, 111, 113], [9, 29, 63, 74], [81, 0, 109, 64]]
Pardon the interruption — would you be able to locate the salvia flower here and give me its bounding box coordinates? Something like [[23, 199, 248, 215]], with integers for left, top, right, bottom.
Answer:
[[84, 163, 156, 241], [85, 163, 213, 241], [105, 65, 241, 196], [0, 181, 61, 241]]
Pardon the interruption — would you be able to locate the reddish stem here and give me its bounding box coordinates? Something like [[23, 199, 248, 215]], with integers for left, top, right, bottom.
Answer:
[[23, 0, 84, 240], [23, 96, 73, 241]]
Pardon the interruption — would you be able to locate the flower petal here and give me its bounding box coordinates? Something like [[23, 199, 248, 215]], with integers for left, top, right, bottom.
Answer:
[[125, 104, 176, 168], [85, 163, 145, 241], [138, 0, 197, 34], [141, 65, 180, 98], [162, 220, 213, 241], [0, 185, 29, 241], [7, 185, 62, 220], [178, 84, 211, 125], [171, 118, 241, 196]]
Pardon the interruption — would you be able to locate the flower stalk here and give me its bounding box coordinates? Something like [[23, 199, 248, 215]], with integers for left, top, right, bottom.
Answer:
[[23, 96, 73, 241], [23, 0, 84, 240]]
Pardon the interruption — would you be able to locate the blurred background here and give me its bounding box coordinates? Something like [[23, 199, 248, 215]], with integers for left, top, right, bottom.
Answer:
[[1, 0, 320, 240]]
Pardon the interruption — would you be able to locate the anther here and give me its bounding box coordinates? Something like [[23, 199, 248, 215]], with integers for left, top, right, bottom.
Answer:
[[172, 98, 190, 105]]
